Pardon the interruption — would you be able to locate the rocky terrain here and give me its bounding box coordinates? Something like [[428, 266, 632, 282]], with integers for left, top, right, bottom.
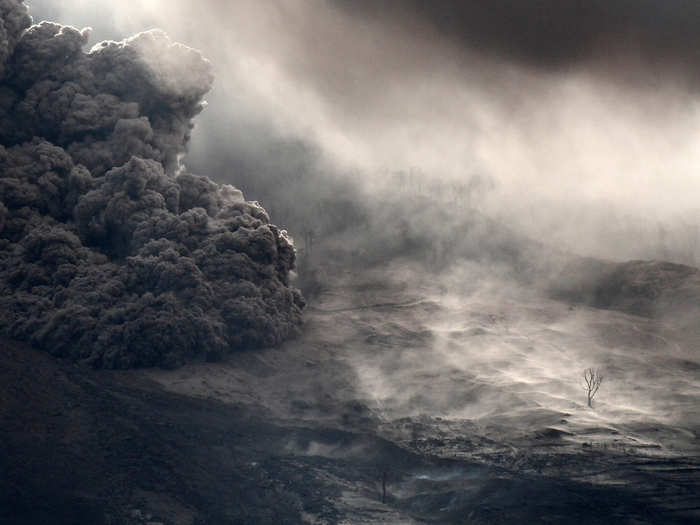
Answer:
[[3, 257, 699, 524]]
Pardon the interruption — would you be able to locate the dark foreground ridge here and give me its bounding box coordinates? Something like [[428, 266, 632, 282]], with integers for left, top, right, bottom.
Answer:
[[0, 1, 304, 368], [2, 330, 699, 525]]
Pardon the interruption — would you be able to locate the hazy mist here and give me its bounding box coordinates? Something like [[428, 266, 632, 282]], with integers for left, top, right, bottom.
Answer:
[[26, 0, 700, 266]]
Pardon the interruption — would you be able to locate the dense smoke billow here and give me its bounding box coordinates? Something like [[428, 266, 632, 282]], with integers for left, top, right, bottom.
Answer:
[[0, 0, 304, 368]]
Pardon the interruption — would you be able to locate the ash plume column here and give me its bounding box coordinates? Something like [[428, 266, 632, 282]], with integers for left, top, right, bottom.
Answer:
[[0, 0, 304, 368]]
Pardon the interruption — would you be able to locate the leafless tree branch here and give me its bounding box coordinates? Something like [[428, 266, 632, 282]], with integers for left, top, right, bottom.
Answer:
[[583, 368, 604, 408]]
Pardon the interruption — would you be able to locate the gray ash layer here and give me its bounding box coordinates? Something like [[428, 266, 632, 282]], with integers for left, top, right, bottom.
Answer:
[[0, 0, 304, 368]]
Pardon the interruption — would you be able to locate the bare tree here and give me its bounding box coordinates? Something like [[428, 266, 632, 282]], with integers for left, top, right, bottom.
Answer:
[[583, 368, 603, 408], [381, 470, 388, 504], [302, 225, 315, 260]]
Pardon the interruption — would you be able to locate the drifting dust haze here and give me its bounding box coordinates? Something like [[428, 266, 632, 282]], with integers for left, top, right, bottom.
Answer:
[[309, 261, 700, 447], [26, 0, 700, 266]]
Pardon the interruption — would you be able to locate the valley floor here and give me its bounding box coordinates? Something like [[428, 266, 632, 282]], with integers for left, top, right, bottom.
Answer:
[[2, 261, 700, 524]]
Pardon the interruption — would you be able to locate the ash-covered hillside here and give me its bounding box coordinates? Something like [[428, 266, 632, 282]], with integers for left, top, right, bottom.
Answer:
[[0, 0, 304, 368]]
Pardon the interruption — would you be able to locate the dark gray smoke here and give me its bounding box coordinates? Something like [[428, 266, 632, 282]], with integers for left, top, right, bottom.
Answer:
[[335, 0, 700, 80], [0, 0, 29, 79], [0, 1, 304, 368]]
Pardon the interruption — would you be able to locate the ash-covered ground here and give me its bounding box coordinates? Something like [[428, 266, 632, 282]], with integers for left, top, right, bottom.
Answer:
[[142, 256, 700, 524], [3, 252, 700, 524]]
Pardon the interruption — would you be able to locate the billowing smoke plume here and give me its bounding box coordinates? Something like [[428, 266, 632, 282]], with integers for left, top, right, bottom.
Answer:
[[0, 0, 28, 79], [0, 1, 304, 368]]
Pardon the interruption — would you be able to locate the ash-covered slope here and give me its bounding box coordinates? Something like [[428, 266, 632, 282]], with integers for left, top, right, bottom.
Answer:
[[0, 1, 304, 368], [551, 258, 700, 319]]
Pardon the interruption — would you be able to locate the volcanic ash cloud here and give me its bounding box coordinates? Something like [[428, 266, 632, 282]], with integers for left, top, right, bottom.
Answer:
[[0, 1, 304, 368]]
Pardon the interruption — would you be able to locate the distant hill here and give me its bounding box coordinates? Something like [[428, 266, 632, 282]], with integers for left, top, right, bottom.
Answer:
[[552, 258, 700, 318]]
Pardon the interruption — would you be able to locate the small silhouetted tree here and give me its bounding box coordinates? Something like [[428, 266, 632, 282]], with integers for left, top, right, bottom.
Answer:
[[583, 368, 603, 408], [381, 470, 388, 503], [302, 225, 315, 261]]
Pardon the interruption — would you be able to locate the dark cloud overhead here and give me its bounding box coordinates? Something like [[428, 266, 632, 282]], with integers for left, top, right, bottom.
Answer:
[[334, 0, 700, 74]]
